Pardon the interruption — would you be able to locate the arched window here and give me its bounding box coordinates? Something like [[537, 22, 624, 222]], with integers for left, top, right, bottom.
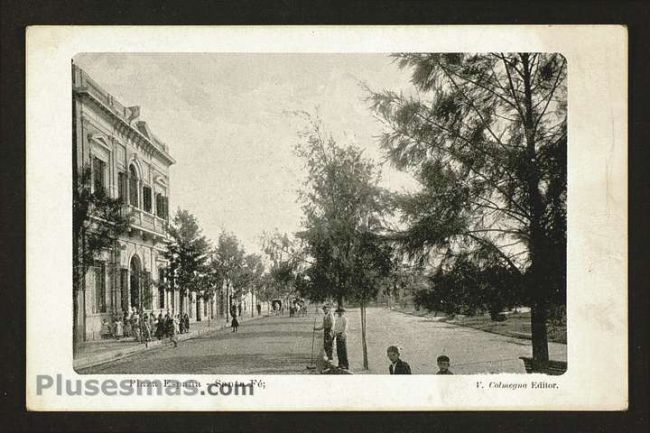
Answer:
[[129, 165, 138, 207]]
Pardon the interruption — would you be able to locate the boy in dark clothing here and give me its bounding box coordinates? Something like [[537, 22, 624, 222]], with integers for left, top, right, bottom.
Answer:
[[183, 313, 190, 333], [387, 345, 412, 374], [231, 314, 239, 332], [436, 355, 453, 374], [165, 313, 177, 347]]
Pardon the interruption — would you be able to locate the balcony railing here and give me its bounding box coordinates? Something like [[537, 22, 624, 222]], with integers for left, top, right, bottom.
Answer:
[[122, 205, 168, 238]]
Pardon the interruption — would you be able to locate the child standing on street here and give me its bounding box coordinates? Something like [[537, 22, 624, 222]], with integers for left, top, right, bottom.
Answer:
[[436, 355, 453, 375], [387, 345, 412, 374]]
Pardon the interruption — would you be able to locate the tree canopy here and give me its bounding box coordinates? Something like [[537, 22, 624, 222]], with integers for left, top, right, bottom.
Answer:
[[295, 114, 393, 307], [261, 230, 303, 301], [368, 53, 567, 361], [165, 209, 211, 295], [73, 165, 131, 279], [210, 231, 246, 296]]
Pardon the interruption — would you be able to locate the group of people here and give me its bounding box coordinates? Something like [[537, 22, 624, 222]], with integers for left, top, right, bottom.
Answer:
[[101, 310, 191, 348], [289, 300, 307, 317], [313, 303, 453, 374], [385, 346, 453, 375], [314, 304, 349, 370]]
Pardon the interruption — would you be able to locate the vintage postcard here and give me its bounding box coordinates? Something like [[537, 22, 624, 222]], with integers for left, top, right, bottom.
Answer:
[[26, 25, 627, 411]]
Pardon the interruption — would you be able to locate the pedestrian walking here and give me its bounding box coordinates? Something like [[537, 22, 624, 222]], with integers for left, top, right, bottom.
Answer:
[[155, 313, 164, 339], [174, 314, 180, 335], [334, 307, 349, 369], [183, 313, 190, 333], [387, 345, 411, 374], [314, 304, 335, 363], [113, 314, 123, 340], [141, 313, 151, 342], [256, 304, 262, 316], [131, 312, 141, 342], [123, 311, 131, 338], [148, 313, 155, 337], [165, 313, 177, 347], [179, 314, 186, 334], [231, 312, 239, 332]]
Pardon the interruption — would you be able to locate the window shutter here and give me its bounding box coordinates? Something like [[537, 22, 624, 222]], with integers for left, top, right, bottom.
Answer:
[[118, 172, 126, 203], [120, 268, 129, 312], [143, 186, 152, 213], [144, 271, 152, 309], [93, 158, 106, 194]]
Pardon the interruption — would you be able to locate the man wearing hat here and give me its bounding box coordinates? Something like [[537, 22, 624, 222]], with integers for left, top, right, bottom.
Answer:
[[314, 304, 335, 362], [333, 307, 349, 369]]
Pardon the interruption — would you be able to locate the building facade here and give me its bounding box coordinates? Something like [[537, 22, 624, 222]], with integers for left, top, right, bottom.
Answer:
[[73, 64, 187, 341]]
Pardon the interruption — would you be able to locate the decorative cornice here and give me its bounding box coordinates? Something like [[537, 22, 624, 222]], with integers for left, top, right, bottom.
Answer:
[[88, 133, 112, 152], [74, 88, 176, 166]]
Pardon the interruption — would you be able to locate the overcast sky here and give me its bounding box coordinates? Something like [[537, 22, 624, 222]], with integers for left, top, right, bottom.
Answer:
[[74, 53, 419, 254]]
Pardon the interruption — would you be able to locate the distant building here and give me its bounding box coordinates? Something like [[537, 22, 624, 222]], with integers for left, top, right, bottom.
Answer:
[[73, 64, 179, 341]]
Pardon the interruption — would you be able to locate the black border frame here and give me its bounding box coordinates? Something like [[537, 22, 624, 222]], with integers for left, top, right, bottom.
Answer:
[[1, 1, 647, 432]]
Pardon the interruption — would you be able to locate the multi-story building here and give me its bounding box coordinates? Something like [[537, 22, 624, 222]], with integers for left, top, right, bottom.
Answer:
[[73, 63, 180, 341]]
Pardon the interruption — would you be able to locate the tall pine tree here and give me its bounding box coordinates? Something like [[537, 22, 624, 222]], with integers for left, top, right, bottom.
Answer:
[[368, 53, 567, 363]]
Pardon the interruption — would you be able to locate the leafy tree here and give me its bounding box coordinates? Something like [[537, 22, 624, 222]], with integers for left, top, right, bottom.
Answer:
[[164, 209, 211, 302], [210, 231, 245, 315], [414, 256, 522, 318], [261, 230, 303, 304], [73, 165, 131, 346], [368, 53, 567, 362], [239, 253, 265, 316], [255, 273, 278, 304], [295, 114, 393, 369]]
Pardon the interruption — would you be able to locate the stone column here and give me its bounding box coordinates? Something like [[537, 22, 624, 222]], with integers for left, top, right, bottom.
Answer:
[[190, 292, 196, 320], [197, 295, 204, 321]]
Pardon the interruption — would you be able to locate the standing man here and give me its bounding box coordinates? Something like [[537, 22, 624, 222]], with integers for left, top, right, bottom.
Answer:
[[334, 307, 349, 370], [314, 304, 335, 363]]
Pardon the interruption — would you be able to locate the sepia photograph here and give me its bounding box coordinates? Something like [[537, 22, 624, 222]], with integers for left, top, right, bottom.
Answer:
[[70, 52, 567, 376], [25, 25, 627, 411]]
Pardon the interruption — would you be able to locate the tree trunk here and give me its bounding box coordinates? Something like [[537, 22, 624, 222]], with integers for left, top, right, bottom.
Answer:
[[361, 299, 369, 370], [530, 301, 549, 363], [521, 54, 550, 362]]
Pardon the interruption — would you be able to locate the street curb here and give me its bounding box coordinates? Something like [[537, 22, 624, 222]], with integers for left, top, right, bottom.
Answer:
[[74, 315, 266, 371]]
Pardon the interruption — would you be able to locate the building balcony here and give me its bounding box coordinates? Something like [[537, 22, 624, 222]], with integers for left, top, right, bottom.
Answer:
[[123, 205, 169, 243]]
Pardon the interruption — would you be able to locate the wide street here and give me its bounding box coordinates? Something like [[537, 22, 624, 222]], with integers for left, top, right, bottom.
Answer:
[[82, 307, 566, 375]]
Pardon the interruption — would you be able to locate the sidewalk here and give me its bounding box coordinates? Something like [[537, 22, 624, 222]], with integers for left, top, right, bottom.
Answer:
[[74, 314, 264, 371]]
